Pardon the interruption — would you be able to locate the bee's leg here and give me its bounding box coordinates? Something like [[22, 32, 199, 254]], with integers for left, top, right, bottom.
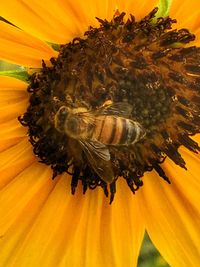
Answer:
[[109, 180, 116, 204]]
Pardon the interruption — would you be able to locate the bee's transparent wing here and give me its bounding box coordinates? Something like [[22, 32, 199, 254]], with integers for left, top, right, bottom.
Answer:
[[79, 140, 114, 183], [98, 102, 133, 117], [79, 102, 133, 118]]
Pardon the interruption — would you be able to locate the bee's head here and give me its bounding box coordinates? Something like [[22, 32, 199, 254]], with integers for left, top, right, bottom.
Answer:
[[54, 106, 70, 132]]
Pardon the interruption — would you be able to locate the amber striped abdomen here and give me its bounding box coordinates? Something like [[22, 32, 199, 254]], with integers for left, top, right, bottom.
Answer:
[[93, 115, 144, 145]]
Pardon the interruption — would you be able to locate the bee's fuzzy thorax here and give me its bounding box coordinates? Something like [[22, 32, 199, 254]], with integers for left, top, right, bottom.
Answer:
[[19, 8, 200, 203]]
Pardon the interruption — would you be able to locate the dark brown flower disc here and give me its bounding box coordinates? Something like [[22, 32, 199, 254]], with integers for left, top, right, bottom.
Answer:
[[19, 8, 200, 203]]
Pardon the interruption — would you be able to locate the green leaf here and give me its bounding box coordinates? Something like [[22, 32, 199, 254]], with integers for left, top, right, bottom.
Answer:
[[156, 0, 172, 17], [0, 60, 21, 71], [0, 70, 30, 82]]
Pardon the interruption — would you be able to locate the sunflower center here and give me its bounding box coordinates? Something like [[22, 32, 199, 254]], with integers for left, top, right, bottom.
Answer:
[[19, 8, 200, 203]]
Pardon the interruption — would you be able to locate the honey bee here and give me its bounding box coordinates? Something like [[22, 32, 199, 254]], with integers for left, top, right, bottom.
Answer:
[[54, 102, 146, 183]]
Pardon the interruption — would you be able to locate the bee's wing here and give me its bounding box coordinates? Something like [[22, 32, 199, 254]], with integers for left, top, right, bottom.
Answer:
[[78, 102, 133, 119], [98, 102, 133, 117], [79, 140, 114, 184]]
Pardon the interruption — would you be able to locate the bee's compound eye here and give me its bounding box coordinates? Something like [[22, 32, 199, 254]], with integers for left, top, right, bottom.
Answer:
[[55, 106, 69, 131], [57, 107, 69, 122], [59, 106, 68, 116]]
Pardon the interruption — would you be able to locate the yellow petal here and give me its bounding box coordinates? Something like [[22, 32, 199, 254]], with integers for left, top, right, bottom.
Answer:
[[0, 88, 27, 104], [59, 0, 112, 29], [0, 139, 35, 189], [0, 76, 28, 90], [0, 163, 58, 267], [0, 176, 145, 267], [0, 0, 70, 43], [29, 0, 104, 40], [192, 133, 200, 145], [0, 76, 28, 123], [0, 21, 56, 67], [1, 0, 117, 43], [0, 0, 106, 43], [170, 0, 200, 46], [0, 76, 28, 151], [0, 95, 28, 124], [1, 0, 160, 45], [117, 0, 158, 19], [0, 118, 27, 152], [170, 0, 200, 30], [70, 0, 159, 26], [138, 147, 200, 267]]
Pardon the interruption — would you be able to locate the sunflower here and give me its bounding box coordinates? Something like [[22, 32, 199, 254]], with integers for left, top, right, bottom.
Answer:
[[0, 0, 200, 266]]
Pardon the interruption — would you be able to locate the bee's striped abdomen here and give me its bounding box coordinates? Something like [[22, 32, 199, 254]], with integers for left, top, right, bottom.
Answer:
[[114, 118, 141, 145], [124, 120, 142, 145], [93, 116, 144, 145], [93, 115, 118, 144]]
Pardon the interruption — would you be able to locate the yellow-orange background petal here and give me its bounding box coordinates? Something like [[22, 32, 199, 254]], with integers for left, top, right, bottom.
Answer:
[[0, 165, 145, 267], [139, 146, 200, 267], [170, 0, 200, 45], [0, 21, 57, 67], [0, 77, 28, 150], [0, 1, 200, 267]]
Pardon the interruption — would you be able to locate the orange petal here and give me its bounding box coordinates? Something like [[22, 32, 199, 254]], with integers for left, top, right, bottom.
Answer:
[[138, 147, 200, 267], [0, 21, 56, 67], [1, 0, 160, 45], [170, 0, 200, 45], [0, 176, 145, 267], [117, 0, 159, 19], [0, 76, 29, 123], [0, 76, 28, 90], [170, 0, 200, 30], [0, 93, 28, 123], [0, 139, 35, 189], [59, 0, 112, 29], [29, 0, 101, 40], [0, 118, 27, 152], [0, 163, 58, 266], [1, 0, 117, 43], [191, 133, 200, 145], [0, 0, 101, 43]]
